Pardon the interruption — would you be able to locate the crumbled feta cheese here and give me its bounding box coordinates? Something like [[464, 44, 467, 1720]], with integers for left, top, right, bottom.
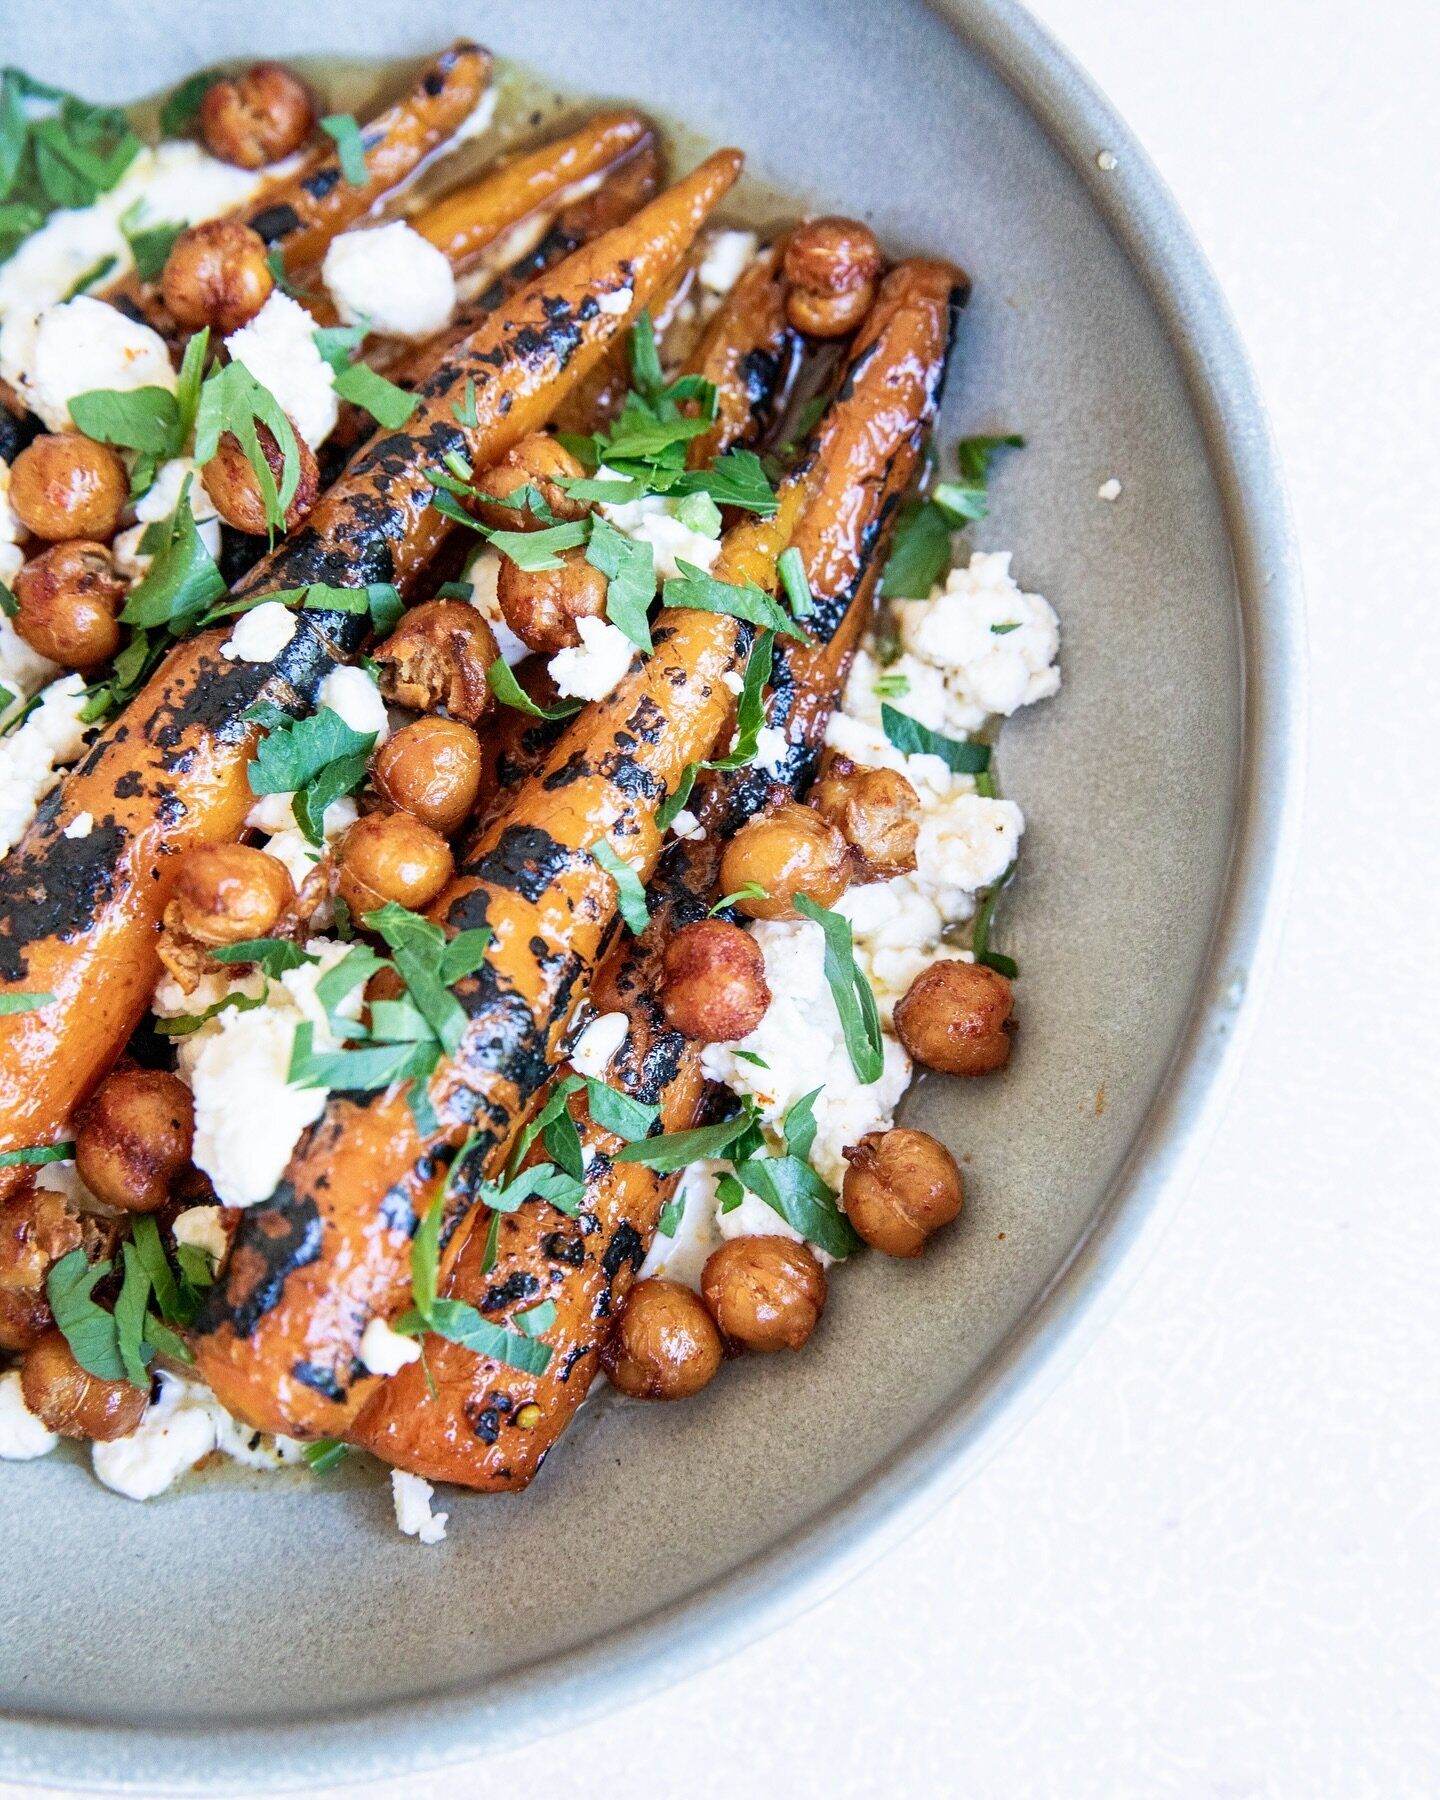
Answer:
[[151, 965, 234, 1021], [0, 674, 89, 858], [461, 545, 529, 665], [700, 917, 910, 1189], [90, 1370, 303, 1499], [914, 792, 1023, 913], [0, 296, 176, 433], [720, 670, 744, 695], [569, 1010, 628, 1077], [172, 1204, 229, 1264], [669, 809, 705, 841], [257, 795, 358, 906], [322, 221, 457, 340], [698, 230, 759, 295], [391, 1469, 448, 1544], [548, 616, 635, 702], [220, 600, 297, 664], [596, 285, 633, 316], [895, 551, 1060, 728], [225, 292, 338, 449], [836, 875, 967, 1023], [1098, 477, 1122, 501], [637, 1158, 725, 1290], [598, 465, 723, 579], [318, 663, 389, 744], [752, 725, 789, 776], [0, 1368, 58, 1460], [176, 939, 364, 1206], [0, 606, 60, 728], [62, 810, 93, 839], [359, 1315, 422, 1376]]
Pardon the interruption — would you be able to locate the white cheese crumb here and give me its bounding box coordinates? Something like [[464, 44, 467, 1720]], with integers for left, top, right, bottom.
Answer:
[[569, 1009, 629, 1077], [895, 551, 1060, 727], [62, 811, 93, 839], [698, 230, 759, 296], [0, 296, 176, 433], [225, 291, 338, 449], [548, 616, 635, 702], [0, 1368, 58, 1460], [669, 808, 705, 841], [913, 793, 1023, 913], [134, 457, 219, 526], [220, 600, 298, 664], [596, 285, 634, 317], [598, 464, 723, 580], [720, 671, 745, 695], [1096, 149, 1118, 171], [359, 1315, 422, 1376], [0, 673, 89, 858], [1098, 477, 1122, 501], [392, 1469, 448, 1544], [751, 725, 789, 776], [323, 221, 457, 340], [637, 1158, 725, 1290], [461, 545, 529, 665], [171, 1204, 229, 1265], [318, 662, 390, 744], [90, 1370, 303, 1499]]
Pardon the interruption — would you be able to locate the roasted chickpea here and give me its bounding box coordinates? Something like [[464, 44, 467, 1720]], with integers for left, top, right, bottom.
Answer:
[[21, 1328, 148, 1440], [160, 218, 273, 333], [168, 843, 295, 947], [783, 217, 885, 337], [0, 1188, 82, 1353], [372, 716, 483, 837], [8, 433, 128, 541], [701, 1236, 827, 1353], [202, 419, 318, 535], [497, 547, 608, 654], [337, 812, 455, 917], [374, 599, 498, 724], [809, 757, 919, 881], [716, 800, 850, 921], [199, 61, 316, 170], [893, 958, 1013, 1076], [473, 432, 589, 531], [842, 1128, 963, 1257], [661, 919, 770, 1042], [75, 1067, 195, 1215], [600, 1277, 724, 1400], [12, 541, 124, 669]]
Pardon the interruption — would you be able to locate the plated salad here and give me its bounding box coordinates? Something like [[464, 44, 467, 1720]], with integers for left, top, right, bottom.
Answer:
[[0, 45, 1059, 1543]]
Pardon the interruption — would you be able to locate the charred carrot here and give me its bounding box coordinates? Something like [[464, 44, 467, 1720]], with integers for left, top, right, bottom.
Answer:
[[0, 152, 744, 1190], [349, 259, 967, 1486]]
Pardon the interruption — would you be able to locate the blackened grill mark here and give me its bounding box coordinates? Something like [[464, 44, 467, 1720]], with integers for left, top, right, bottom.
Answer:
[[113, 770, 143, 798], [596, 750, 663, 802], [470, 1406, 500, 1444], [248, 203, 302, 243], [423, 70, 446, 96], [602, 1222, 645, 1282], [194, 1190, 322, 1340], [0, 821, 128, 982], [481, 1270, 540, 1313], [558, 1343, 588, 1383], [300, 165, 341, 200], [291, 1361, 347, 1401], [623, 694, 665, 744], [741, 346, 781, 410], [544, 1232, 586, 1267], [468, 824, 573, 902], [378, 1182, 417, 1236], [541, 751, 588, 792]]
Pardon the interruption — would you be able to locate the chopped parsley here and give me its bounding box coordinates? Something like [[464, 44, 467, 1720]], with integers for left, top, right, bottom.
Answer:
[[319, 113, 368, 187], [793, 895, 884, 1084], [0, 991, 53, 1014], [970, 859, 1019, 979], [194, 359, 303, 537], [589, 839, 651, 936], [880, 702, 991, 774], [0, 69, 140, 265], [485, 656, 583, 721], [244, 702, 376, 847]]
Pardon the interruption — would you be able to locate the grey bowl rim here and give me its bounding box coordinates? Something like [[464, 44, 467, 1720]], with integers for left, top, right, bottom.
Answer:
[[2, 0, 1307, 1789]]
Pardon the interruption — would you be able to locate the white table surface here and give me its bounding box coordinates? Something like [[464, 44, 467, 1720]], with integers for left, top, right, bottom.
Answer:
[[7, 1, 1438, 1794]]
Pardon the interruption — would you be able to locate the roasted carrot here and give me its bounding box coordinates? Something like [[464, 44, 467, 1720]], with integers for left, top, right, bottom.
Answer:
[[0, 152, 744, 1189], [349, 259, 967, 1486], [192, 478, 808, 1438]]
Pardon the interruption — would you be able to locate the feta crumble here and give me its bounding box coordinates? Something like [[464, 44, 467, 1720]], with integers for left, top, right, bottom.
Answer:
[[752, 724, 790, 776], [0, 1368, 58, 1461], [317, 662, 390, 744], [894, 551, 1060, 730], [391, 1469, 448, 1544], [225, 292, 338, 449], [461, 545, 529, 665], [62, 811, 93, 839], [0, 296, 176, 433], [597, 286, 634, 317], [359, 1315, 422, 1376], [0, 674, 89, 858], [569, 1010, 629, 1077], [91, 1370, 304, 1500], [322, 221, 457, 340], [598, 465, 723, 579], [220, 599, 297, 664], [698, 230, 759, 296], [548, 616, 635, 702], [172, 1204, 229, 1265], [1098, 477, 1122, 501]]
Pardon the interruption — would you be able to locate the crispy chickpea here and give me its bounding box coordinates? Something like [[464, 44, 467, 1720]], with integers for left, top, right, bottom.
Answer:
[[0, 1188, 82, 1353], [374, 600, 498, 724], [661, 919, 770, 1042], [600, 1278, 724, 1400], [717, 801, 850, 921], [12, 541, 124, 669], [701, 1236, 827, 1353], [337, 812, 455, 918], [199, 62, 316, 170], [22, 1328, 147, 1441], [75, 1067, 195, 1216], [473, 432, 589, 531], [497, 547, 608, 654], [160, 218, 273, 333], [168, 843, 295, 947], [842, 1128, 963, 1257], [783, 217, 885, 337], [8, 433, 128, 542], [202, 419, 318, 535], [893, 958, 1013, 1076], [372, 716, 483, 837], [809, 757, 919, 882]]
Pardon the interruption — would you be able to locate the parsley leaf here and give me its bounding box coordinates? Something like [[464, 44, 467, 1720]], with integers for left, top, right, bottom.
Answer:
[[781, 1088, 823, 1163], [364, 903, 471, 1056], [793, 895, 884, 1084], [585, 514, 655, 651], [119, 201, 185, 284], [152, 987, 267, 1038], [160, 70, 220, 136], [733, 1154, 859, 1258], [702, 628, 774, 772], [118, 481, 225, 633], [45, 1249, 125, 1382], [0, 991, 53, 1014], [879, 702, 991, 774], [880, 500, 951, 599], [209, 938, 318, 977], [582, 1078, 659, 1143], [613, 1108, 760, 1172], [673, 447, 777, 517], [709, 883, 768, 915], [589, 840, 650, 936], [319, 113, 368, 186], [193, 360, 302, 536], [664, 561, 810, 642], [971, 858, 1019, 979], [333, 359, 418, 430], [69, 384, 179, 455], [303, 1438, 349, 1475], [514, 1299, 557, 1338], [394, 1191, 553, 1376], [486, 519, 591, 571], [655, 761, 698, 832], [486, 656, 583, 721], [0, 1141, 74, 1169], [246, 704, 376, 846], [777, 546, 814, 617], [957, 433, 1025, 483]]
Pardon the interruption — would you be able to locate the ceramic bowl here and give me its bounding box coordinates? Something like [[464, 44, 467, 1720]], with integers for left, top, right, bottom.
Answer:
[[0, 0, 1303, 1788]]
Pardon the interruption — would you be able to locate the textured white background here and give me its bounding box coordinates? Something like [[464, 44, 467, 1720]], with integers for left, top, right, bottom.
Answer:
[[7, 0, 1438, 1794]]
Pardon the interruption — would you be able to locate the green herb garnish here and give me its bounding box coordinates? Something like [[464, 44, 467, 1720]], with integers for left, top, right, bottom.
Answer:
[[589, 839, 650, 936], [879, 702, 990, 774], [793, 895, 884, 1084], [319, 114, 368, 187]]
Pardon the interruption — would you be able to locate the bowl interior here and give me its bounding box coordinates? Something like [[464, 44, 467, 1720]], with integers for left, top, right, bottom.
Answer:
[[1, 0, 1261, 1784]]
